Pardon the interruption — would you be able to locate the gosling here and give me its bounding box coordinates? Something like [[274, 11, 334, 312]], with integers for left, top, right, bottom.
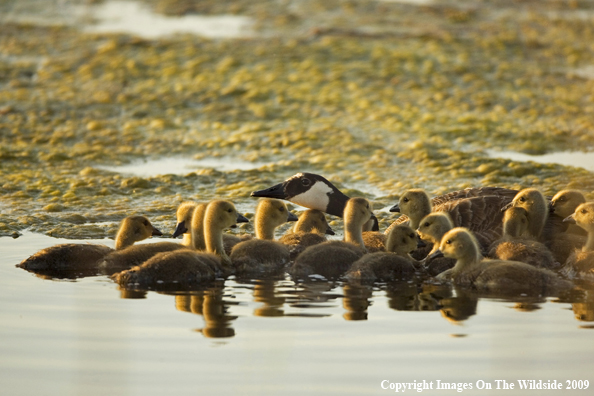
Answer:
[[433, 228, 572, 296], [416, 212, 457, 276], [562, 202, 594, 279], [279, 209, 335, 260]]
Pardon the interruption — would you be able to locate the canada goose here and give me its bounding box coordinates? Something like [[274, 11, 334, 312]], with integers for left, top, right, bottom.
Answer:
[[388, 188, 515, 250], [501, 188, 548, 239], [346, 225, 421, 282], [230, 199, 296, 275], [279, 209, 334, 260], [17, 215, 163, 277], [113, 200, 249, 289], [416, 212, 456, 276], [488, 206, 559, 269], [100, 201, 203, 273], [290, 197, 371, 279], [251, 172, 379, 231], [562, 202, 594, 279], [433, 228, 572, 295], [549, 190, 587, 263], [172, 201, 198, 246]]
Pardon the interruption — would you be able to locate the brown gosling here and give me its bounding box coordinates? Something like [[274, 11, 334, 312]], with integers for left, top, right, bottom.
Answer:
[[417, 212, 456, 276], [489, 207, 559, 270], [346, 225, 421, 282], [503, 188, 548, 239], [290, 197, 372, 279], [17, 215, 163, 276], [113, 201, 248, 289], [279, 209, 335, 260], [434, 228, 572, 295], [172, 201, 198, 247], [562, 202, 594, 279], [230, 199, 297, 276], [549, 190, 587, 263]]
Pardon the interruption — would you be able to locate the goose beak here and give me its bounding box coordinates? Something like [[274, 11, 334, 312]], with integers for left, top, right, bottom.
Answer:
[[172, 221, 187, 238], [389, 203, 400, 213], [326, 225, 335, 235], [563, 214, 576, 224], [428, 249, 444, 260], [417, 235, 426, 248], [501, 201, 513, 212], [251, 182, 287, 199], [151, 226, 163, 237], [236, 213, 249, 223], [287, 211, 298, 222]]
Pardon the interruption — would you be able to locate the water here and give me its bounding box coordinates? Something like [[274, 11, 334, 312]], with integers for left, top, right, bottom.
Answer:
[[97, 157, 271, 177], [487, 150, 594, 172], [2, 233, 593, 396], [79, 1, 255, 39]]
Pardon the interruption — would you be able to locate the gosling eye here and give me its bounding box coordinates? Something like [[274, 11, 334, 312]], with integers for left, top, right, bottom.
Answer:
[[409, 233, 415, 238], [279, 207, 284, 212], [559, 197, 566, 201], [227, 208, 233, 213], [519, 196, 526, 202], [424, 222, 429, 227], [301, 178, 311, 186], [143, 220, 149, 226], [445, 240, 451, 244], [403, 197, 409, 203], [582, 209, 587, 214]]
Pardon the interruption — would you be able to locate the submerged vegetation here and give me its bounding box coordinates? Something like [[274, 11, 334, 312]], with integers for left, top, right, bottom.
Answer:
[[1, 0, 594, 238]]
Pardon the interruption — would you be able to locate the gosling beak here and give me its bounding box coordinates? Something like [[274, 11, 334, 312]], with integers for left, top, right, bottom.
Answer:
[[501, 201, 513, 212], [151, 226, 163, 237], [428, 249, 444, 260], [251, 182, 287, 199], [417, 235, 426, 248], [172, 221, 187, 238], [236, 213, 249, 223], [287, 211, 298, 222], [563, 214, 576, 224], [326, 225, 335, 235], [548, 202, 555, 214], [389, 203, 400, 213], [370, 214, 380, 231]]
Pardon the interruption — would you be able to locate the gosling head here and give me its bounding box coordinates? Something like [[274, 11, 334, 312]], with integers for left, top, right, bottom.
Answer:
[[386, 225, 420, 256], [417, 212, 453, 244], [390, 189, 432, 228], [115, 215, 162, 250], [344, 197, 373, 227], [502, 206, 529, 238], [437, 228, 481, 264], [173, 201, 198, 238], [564, 202, 594, 232], [254, 198, 298, 240], [551, 190, 586, 219], [502, 188, 548, 238], [294, 209, 335, 235]]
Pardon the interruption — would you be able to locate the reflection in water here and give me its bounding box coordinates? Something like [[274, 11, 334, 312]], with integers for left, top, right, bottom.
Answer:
[[252, 279, 286, 318], [118, 287, 147, 299], [439, 289, 478, 323], [174, 285, 237, 338], [342, 283, 373, 321]]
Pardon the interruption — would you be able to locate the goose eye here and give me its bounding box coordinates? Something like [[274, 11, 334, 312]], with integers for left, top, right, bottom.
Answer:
[[301, 179, 311, 186]]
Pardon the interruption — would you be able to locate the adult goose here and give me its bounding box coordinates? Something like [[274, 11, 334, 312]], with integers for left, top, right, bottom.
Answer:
[[251, 172, 379, 231]]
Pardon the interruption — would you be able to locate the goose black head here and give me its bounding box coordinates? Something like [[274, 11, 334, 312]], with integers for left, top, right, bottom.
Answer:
[[251, 173, 350, 217]]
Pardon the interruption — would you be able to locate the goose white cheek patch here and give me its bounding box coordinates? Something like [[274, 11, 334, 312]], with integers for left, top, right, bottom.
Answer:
[[290, 181, 332, 211]]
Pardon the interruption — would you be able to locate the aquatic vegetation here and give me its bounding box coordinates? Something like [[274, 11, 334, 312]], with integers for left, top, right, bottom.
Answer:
[[0, 1, 593, 238]]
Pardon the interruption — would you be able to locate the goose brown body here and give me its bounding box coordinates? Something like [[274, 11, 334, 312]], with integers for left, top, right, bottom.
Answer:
[[17, 215, 162, 277], [435, 228, 572, 295]]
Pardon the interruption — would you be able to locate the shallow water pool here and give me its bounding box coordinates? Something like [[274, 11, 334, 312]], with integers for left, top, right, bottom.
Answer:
[[2, 233, 593, 396]]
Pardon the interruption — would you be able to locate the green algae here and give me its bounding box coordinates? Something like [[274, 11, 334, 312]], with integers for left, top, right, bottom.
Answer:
[[1, 1, 594, 238]]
